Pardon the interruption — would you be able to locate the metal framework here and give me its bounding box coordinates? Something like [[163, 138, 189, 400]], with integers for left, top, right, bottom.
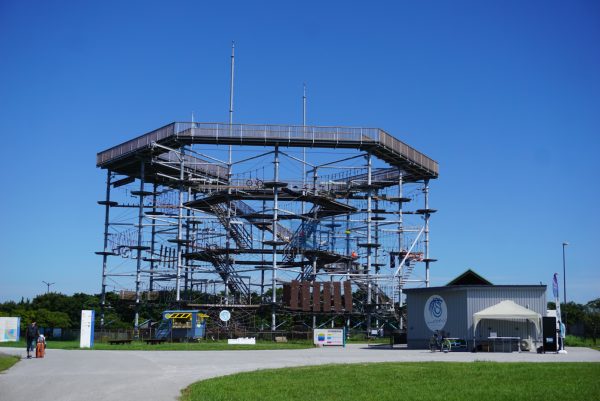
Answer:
[[96, 122, 438, 334]]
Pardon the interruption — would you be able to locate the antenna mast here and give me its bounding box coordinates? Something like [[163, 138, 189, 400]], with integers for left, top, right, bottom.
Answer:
[[228, 41, 235, 166], [302, 83, 307, 192]]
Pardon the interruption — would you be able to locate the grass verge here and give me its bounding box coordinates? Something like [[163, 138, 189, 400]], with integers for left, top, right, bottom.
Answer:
[[0, 339, 312, 351], [181, 362, 600, 401], [0, 353, 19, 372], [565, 335, 600, 351]]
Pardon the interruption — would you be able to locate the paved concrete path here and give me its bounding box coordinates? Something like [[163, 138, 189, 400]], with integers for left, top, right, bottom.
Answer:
[[1, 345, 599, 401]]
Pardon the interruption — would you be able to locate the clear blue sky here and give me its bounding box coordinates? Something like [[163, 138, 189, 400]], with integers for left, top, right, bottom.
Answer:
[[0, 0, 598, 304]]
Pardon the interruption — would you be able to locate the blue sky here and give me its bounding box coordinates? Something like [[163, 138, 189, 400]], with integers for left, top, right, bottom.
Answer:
[[0, 0, 598, 303]]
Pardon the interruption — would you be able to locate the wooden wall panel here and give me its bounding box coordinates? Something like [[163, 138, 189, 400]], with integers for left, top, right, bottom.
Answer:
[[290, 280, 299, 310], [343, 280, 353, 312], [301, 282, 311, 311], [333, 281, 342, 312], [312, 281, 321, 312], [322, 282, 332, 312]]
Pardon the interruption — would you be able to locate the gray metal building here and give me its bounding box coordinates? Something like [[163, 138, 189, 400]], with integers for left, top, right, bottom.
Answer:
[[405, 270, 546, 349]]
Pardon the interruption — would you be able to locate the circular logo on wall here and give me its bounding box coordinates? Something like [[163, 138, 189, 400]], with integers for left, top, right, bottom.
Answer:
[[424, 295, 447, 331], [219, 310, 231, 322]]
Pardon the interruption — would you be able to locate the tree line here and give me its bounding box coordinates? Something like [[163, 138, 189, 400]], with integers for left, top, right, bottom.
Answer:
[[0, 292, 598, 341]]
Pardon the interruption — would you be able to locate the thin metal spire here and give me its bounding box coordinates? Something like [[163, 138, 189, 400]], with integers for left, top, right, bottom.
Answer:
[[228, 41, 235, 166], [302, 83, 307, 193], [303, 83, 306, 126]]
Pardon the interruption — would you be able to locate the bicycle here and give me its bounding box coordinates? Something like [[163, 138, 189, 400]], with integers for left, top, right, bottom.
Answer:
[[429, 334, 451, 353], [246, 178, 264, 189]]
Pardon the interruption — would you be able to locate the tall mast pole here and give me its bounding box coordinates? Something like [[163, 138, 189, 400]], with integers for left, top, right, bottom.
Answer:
[[228, 41, 235, 167], [225, 41, 235, 304], [302, 83, 307, 197]]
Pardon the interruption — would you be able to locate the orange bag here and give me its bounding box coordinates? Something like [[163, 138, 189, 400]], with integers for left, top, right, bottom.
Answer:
[[36, 342, 45, 358]]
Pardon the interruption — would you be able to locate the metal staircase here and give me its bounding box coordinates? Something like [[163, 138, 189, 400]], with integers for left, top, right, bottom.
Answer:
[[284, 206, 320, 263], [203, 247, 251, 301], [155, 320, 171, 340], [210, 203, 253, 249], [398, 259, 416, 289], [233, 200, 293, 241]]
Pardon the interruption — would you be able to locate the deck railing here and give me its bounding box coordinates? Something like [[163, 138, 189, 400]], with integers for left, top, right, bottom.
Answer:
[[97, 122, 438, 177]]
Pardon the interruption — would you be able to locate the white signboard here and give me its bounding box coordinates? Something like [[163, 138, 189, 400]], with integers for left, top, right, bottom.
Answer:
[[313, 328, 345, 347], [0, 317, 20, 342], [424, 295, 447, 331], [228, 337, 256, 345], [80, 310, 95, 348]]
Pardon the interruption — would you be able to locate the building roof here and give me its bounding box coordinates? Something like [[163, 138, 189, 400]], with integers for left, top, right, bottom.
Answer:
[[403, 284, 546, 294], [446, 269, 492, 286]]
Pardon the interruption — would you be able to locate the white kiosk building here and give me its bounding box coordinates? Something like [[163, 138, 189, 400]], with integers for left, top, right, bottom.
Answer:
[[405, 270, 546, 351]]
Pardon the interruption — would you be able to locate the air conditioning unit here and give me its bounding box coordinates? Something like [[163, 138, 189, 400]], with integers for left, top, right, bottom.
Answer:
[[520, 339, 532, 351]]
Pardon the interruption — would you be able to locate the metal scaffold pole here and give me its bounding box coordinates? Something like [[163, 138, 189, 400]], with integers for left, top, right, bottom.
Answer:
[[176, 149, 185, 301], [366, 152, 372, 333], [100, 170, 112, 330], [134, 160, 145, 337], [271, 145, 280, 332], [149, 183, 157, 293], [225, 42, 235, 306], [424, 178, 430, 287], [397, 169, 404, 329]]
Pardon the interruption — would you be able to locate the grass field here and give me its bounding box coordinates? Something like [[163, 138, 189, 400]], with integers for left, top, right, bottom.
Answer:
[[181, 362, 600, 401], [0, 339, 313, 351], [0, 353, 19, 372], [565, 335, 600, 351]]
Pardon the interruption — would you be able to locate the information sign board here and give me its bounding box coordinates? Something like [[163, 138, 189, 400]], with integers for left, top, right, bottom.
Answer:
[[0, 317, 20, 342], [313, 328, 345, 347]]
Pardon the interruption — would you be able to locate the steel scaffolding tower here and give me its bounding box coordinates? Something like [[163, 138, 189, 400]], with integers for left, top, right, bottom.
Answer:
[[96, 122, 439, 334]]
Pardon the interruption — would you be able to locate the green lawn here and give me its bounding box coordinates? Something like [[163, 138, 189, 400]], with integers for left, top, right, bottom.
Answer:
[[181, 362, 600, 401], [0, 339, 312, 351], [565, 335, 600, 351], [0, 353, 19, 372]]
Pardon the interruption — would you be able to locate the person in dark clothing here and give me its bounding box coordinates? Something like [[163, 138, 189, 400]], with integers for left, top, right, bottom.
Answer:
[[25, 321, 39, 359]]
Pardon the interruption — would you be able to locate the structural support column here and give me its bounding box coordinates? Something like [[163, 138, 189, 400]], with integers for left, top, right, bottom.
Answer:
[[261, 199, 266, 302], [366, 153, 372, 333], [184, 187, 192, 300], [397, 169, 404, 329], [134, 161, 145, 336], [175, 149, 185, 301], [314, 167, 319, 278], [271, 145, 280, 331], [423, 179, 430, 287], [100, 170, 112, 330], [149, 183, 157, 292]]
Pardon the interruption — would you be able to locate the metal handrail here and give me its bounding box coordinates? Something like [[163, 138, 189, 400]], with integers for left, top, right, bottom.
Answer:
[[97, 122, 438, 177]]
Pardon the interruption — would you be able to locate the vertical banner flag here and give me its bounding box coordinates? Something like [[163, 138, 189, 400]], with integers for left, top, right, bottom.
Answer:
[[553, 273, 562, 322]]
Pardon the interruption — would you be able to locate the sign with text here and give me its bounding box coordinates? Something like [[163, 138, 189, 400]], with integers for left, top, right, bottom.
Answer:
[[80, 310, 95, 348], [313, 328, 345, 347], [227, 337, 256, 345], [0, 317, 20, 342]]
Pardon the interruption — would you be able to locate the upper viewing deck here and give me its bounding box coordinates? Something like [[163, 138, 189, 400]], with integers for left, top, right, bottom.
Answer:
[[97, 122, 439, 181]]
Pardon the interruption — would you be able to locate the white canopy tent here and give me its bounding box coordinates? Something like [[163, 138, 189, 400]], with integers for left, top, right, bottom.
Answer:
[[473, 300, 542, 350]]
